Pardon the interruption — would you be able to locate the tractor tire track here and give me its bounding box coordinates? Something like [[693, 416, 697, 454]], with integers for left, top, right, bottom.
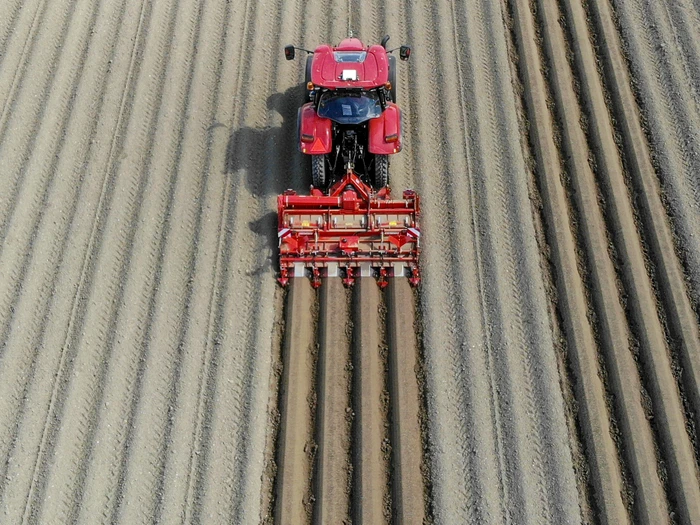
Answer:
[[0, 0, 76, 246], [189, 0, 289, 521], [0, 0, 29, 65], [0, 0, 129, 517], [402, 2, 501, 521], [74, 0, 229, 522], [33, 0, 183, 521]]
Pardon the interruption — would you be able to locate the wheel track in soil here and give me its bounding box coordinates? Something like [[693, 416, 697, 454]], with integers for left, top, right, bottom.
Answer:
[[0, 0, 153, 518], [180, 0, 287, 520], [0, 0, 102, 352], [401, 2, 499, 520], [455, 0, 581, 519], [0, 0, 77, 247], [30, 0, 184, 521], [0, 0, 29, 65], [76, 0, 229, 522], [0, 0, 46, 143], [0, 0, 81, 334], [0, 0, 130, 517]]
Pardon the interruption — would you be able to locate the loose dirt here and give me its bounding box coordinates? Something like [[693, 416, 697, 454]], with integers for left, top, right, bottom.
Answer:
[[1, 0, 699, 523]]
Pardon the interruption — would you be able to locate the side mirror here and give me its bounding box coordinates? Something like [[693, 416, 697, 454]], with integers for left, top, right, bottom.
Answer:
[[284, 45, 295, 60], [380, 35, 390, 49], [399, 45, 411, 61]]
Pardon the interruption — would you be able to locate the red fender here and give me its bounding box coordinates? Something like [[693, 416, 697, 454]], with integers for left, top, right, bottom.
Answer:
[[368, 103, 402, 155], [298, 103, 332, 154]]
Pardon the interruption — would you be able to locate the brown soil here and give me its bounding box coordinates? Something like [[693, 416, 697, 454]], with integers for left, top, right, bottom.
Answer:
[[0, 0, 699, 523]]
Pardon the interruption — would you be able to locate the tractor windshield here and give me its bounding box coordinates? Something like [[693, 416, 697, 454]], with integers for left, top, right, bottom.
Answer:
[[333, 51, 367, 62], [317, 91, 382, 124]]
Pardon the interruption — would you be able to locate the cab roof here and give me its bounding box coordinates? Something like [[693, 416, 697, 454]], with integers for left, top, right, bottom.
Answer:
[[310, 39, 389, 89]]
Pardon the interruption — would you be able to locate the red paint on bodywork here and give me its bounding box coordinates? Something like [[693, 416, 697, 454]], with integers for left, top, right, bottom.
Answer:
[[298, 103, 332, 154], [310, 44, 389, 89], [368, 103, 402, 154]]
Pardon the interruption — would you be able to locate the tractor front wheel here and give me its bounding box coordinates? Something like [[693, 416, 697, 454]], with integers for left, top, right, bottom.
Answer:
[[312, 155, 326, 188]]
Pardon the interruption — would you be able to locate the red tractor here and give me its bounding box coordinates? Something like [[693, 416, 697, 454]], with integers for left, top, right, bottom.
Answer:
[[284, 35, 411, 188], [278, 37, 420, 288]]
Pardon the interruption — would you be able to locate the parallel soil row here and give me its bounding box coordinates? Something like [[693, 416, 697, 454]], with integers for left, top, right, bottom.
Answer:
[[1, 0, 699, 523], [506, 0, 700, 522], [271, 277, 427, 524]]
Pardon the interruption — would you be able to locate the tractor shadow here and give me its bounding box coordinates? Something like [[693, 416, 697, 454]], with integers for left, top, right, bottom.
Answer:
[[225, 83, 310, 199], [222, 84, 310, 273]]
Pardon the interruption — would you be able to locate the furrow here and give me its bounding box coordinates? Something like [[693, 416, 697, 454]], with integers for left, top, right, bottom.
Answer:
[[611, 0, 700, 306], [586, 0, 700, 462], [30, 0, 186, 521], [274, 279, 317, 525], [534, 0, 672, 521], [387, 278, 426, 524], [451, 0, 582, 521], [507, 0, 629, 521], [0, 0, 100, 353], [314, 278, 352, 524], [0, 0, 27, 62], [0, 0, 127, 514], [402, 1, 500, 522], [0, 0, 74, 244], [73, 0, 222, 523], [558, 0, 700, 519], [352, 278, 388, 525]]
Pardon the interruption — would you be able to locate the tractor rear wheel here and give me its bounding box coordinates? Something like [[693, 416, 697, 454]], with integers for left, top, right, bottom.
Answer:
[[312, 154, 326, 188], [374, 154, 389, 188]]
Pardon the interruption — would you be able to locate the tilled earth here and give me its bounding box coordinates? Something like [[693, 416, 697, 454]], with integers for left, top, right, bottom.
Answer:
[[0, 0, 699, 523]]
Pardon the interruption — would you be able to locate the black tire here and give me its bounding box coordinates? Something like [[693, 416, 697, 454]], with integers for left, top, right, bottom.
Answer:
[[305, 55, 313, 84], [312, 154, 326, 188], [388, 55, 397, 103], [304, 56, 314, 102], [373, 154, 389, 188]]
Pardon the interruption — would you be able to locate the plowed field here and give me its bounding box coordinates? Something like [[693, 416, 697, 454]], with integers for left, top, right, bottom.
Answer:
[[1, 0, 699, 523]]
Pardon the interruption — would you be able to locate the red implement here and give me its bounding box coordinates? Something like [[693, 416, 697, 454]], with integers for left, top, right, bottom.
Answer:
[[278, 169, 421, 288]]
